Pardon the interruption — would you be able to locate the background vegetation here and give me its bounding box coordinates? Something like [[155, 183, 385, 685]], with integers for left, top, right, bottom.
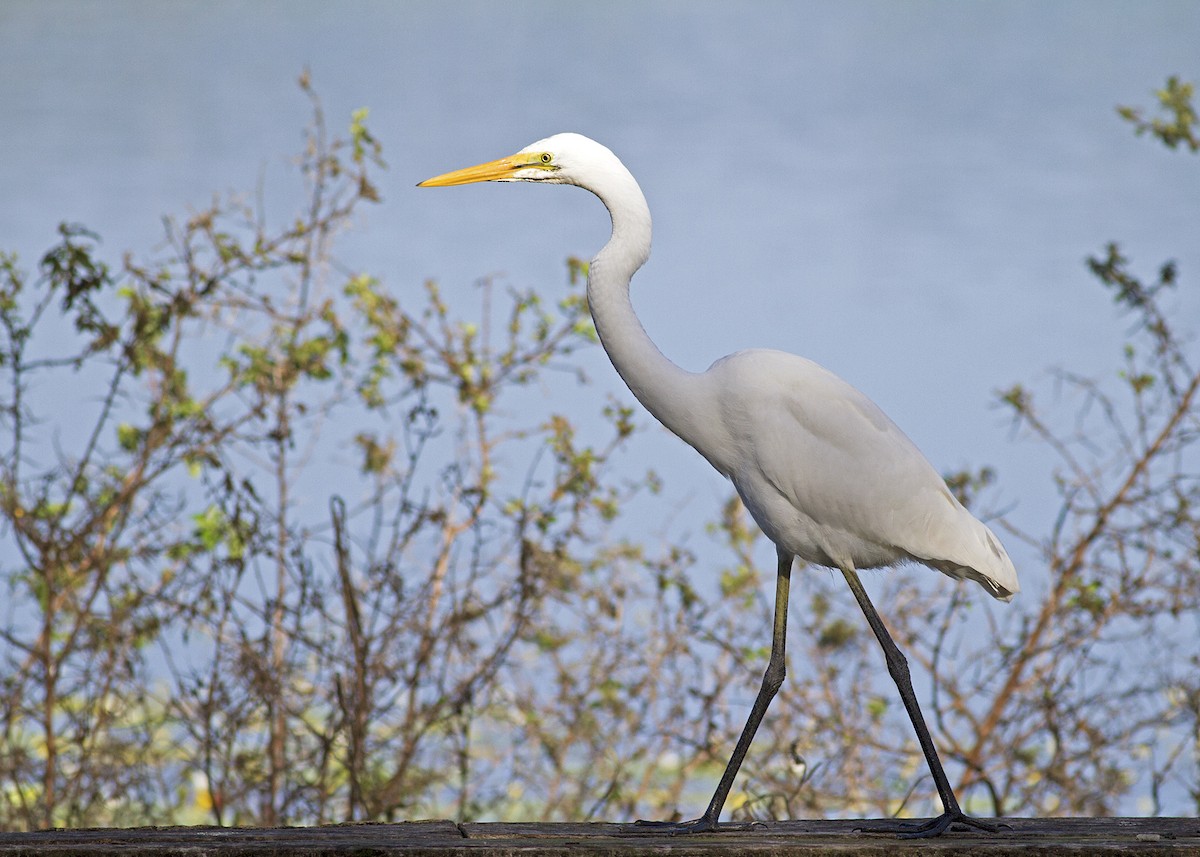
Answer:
[[1, 77, 1197, 829]]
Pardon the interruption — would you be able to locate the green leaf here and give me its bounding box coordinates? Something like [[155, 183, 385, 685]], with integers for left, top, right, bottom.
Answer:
[[117, 423, 141, 452]]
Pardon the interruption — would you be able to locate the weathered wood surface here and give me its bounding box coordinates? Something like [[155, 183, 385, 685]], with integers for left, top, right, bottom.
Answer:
[[0, 817, 1197, 855]]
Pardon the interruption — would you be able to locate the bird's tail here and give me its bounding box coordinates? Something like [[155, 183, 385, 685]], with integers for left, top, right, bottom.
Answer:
[[922, 515, 1020, 602]]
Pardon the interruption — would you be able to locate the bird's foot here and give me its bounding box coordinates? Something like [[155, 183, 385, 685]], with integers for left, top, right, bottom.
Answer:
[[631, 815, 754, 835], [857, 808, 1007, 839]]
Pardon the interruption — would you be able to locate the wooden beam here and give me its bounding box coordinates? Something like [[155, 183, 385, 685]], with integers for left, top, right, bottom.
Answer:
[[0, 817, 1196, 855]]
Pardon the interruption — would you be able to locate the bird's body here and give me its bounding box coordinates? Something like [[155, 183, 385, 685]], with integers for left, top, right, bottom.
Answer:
[[697, 348, 1016, 596], [420, 132, 1017, 837], [517, 133, 1017, 601]]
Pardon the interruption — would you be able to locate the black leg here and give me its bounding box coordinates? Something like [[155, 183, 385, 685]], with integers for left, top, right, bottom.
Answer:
[[839, 567, 999, 838], [636, 548, 793, 833]]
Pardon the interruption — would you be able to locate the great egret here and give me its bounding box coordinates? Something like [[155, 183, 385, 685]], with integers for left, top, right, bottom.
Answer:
[[419, 133, 1018, 837]]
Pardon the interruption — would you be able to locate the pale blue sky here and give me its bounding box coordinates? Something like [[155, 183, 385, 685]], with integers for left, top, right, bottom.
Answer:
[[3, 0, 1199, 583]]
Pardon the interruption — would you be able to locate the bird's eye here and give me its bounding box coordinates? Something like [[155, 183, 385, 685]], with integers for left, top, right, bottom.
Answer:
[[540, 153, 553, 164]]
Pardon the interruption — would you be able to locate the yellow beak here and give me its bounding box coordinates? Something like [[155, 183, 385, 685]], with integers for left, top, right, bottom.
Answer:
[[418, 152, 540, 187]]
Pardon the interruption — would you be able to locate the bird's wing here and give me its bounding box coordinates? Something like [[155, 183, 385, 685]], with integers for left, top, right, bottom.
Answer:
[[714, 350, 1018, 598], [762, 355, 945, 536]]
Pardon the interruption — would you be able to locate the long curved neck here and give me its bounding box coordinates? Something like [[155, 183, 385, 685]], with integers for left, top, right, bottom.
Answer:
[[585, 168, 709, 450]]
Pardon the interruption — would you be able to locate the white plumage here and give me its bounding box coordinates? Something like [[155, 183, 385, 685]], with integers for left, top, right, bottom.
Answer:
[[703, 348, 1018, 598], [420, 132, 1017, 837]]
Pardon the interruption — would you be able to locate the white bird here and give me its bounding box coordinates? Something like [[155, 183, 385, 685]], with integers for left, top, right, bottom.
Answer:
[[419, 133, 1018, 837]]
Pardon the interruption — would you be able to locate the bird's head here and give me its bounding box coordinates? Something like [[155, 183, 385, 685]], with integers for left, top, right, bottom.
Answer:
[[419, 133, 651, 264], [418, 133, 618, 188]]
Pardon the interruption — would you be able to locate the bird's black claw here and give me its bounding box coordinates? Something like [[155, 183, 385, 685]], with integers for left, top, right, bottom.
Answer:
[[857, 809, 1007, 839], [629, 815, 722, 835], [901, 810, 1004, 839]]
